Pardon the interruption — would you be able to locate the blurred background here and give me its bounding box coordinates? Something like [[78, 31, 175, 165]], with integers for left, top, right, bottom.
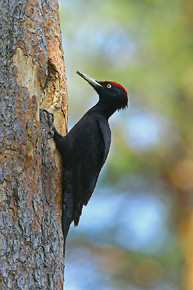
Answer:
[[58, 1, 193, 289]]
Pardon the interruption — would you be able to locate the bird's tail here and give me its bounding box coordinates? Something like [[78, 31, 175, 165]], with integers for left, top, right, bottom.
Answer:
[[62, 209, 72, 255], [62, 170, 73, 255]]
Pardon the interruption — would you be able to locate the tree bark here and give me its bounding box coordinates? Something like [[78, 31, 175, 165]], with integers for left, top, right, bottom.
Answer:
[[0, 0, 67, 289]]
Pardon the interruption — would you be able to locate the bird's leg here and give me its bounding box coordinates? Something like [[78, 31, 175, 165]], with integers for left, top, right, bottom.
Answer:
[[42, 109, 56, 139]]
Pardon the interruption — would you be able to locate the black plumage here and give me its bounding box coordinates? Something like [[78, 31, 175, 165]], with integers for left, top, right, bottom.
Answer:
[[44, 71, 128, 254]]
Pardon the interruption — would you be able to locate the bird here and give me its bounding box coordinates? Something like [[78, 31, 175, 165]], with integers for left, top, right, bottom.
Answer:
[[43, 71, 128, 254]]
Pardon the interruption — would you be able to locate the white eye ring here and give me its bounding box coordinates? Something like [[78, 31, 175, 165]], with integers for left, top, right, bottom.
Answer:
[[107, 84, 111, 88]]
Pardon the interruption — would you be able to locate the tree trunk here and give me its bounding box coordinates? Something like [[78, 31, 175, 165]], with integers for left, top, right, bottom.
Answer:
[[0, 0, 67, 289]]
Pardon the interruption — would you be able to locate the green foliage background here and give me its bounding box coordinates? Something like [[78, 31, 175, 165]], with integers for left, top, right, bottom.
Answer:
[[59, 1, 193, 289]]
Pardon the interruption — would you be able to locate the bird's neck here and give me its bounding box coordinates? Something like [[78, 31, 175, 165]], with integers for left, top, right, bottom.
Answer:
[[90, 100, 117, 119]]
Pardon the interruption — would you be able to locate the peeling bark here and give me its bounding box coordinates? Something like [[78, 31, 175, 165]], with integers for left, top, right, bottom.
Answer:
[[0, 0, 67, 289]]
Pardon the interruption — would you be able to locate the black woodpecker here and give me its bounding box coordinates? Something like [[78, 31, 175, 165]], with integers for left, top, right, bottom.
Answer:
[[43, 71, 128, 254]]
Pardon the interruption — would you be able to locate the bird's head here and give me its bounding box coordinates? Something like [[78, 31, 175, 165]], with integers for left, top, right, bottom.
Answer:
[[76, 71, 128, 110]]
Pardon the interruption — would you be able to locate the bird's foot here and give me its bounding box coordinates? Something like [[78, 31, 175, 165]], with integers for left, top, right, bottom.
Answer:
[[42, 109, 54, 124], [42, 109, 56, 139]]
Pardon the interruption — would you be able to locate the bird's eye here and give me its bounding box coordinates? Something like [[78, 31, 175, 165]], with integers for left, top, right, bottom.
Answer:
[[107, 84, 111, 88]]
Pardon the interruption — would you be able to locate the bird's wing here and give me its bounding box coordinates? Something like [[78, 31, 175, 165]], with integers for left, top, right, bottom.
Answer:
[[71, 117, 111, 226], [97, 118, 111, 164]]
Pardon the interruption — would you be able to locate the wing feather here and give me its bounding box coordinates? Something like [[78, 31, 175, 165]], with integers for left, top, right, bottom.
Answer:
[[71, 117, 111, 225]]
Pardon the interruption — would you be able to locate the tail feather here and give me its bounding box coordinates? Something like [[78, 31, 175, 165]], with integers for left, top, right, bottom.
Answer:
[[62, 209, 72, 255], [73, 203, 83, 226], [62, 169, 73, 255]]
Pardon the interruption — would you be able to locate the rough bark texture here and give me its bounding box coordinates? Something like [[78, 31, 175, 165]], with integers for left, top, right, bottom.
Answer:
[[0, 0, 67, 289]]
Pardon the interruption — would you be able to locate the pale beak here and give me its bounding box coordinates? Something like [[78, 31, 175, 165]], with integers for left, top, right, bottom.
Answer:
[[76, 71, 102, 88]]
